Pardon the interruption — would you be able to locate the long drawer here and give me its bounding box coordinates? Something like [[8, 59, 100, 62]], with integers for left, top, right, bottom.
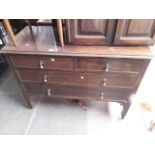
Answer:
[[17, 69, 137, 88], [76, 57, 144, 73], [23, 82, 132, 101], [10, 55, 74, 71]]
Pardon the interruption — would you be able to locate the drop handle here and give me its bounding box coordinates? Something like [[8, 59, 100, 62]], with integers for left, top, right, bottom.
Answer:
[[43, 75, 48, 82], [51, 58, 55, 62], [100, 92, 104, 100], [105, 64, 110, 72], [47, 88, 52, 96], [80, 75, 84, 80], [102, 79, 107, 86], [40, 60, 44, 69]]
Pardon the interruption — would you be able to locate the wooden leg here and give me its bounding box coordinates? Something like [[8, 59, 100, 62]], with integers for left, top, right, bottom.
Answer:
[[27, 95, 36, 108], [17, 87, 36, 108], [121, 101, 131, 119], [19, 95, 35, 109], [5, 55, 36, 108]]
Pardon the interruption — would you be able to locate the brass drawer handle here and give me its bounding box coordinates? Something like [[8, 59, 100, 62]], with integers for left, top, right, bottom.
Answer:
[[102, 78, 107, 86], [40, 60, 44, 69], [80, 75, 84, 80], [51, 58, 55, 62], [47, 88, 52, 96], [100, 92, 104, 100], [43, 75, 48, 82], [105, 64, 110, 72]]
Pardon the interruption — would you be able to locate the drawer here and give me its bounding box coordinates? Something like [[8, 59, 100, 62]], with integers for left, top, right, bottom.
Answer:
[[41, 56, 74, 70], [11, 55, 74, 71], [76, 57, 144, 73], [17, 69, 137, 88], [23, 82, 131, 101]]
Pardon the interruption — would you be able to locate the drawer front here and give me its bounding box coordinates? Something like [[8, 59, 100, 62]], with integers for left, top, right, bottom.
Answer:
[[11, 55, 74, 71], [41, 56, 74, 70], [17, 69, 137, 88], [76, 57, 144, 73], [23, 82, 131, 102]]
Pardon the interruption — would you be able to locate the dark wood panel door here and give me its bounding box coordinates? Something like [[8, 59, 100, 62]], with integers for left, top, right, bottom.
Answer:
[[65, 19, 116, 45], [114, 19, 155, 45]]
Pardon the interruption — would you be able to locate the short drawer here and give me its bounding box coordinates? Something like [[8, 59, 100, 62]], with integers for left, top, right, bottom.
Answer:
[[17, 69, 137, 88], [41, 56, 74, 70], [11, 55, 74, 71], [76, 57, 144, 73]]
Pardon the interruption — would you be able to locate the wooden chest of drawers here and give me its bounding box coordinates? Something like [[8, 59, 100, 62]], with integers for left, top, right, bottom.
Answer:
[[1, 25, 153, 119], [5, 53, 150, 118]]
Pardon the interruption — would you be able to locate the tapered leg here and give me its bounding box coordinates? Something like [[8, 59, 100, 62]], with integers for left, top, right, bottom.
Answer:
[[121, 101, 131, 119], [27, 95, 36, 108], [5, 55, 36, 108]]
